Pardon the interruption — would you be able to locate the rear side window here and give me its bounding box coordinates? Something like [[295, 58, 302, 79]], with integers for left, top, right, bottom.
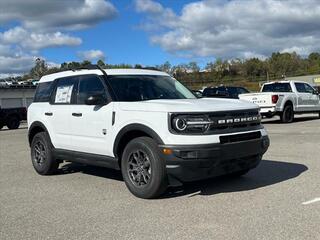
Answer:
[[262, 83, 292, 92], [77, 75, 106, 104], [53, 77, 77, 104], [226, 87, 237, 97], [34, 82, 55, 102], [237, 87, 249, 94], [203, 88, 218, 97]]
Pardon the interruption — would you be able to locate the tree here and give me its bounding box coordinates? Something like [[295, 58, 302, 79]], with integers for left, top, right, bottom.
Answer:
[[81, 60, 92, 67], [97, 59, 106, 67], [158, 61, 171, 73], [30, 58, 48, 79], [188, 62, 200, 72]]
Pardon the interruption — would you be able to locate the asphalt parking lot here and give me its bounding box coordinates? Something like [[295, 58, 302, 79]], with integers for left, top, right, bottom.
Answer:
[[0, 115, 319, 240]]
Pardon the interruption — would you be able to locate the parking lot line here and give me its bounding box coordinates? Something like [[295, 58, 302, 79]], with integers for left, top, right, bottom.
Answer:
[[302, 198, 320, 205]]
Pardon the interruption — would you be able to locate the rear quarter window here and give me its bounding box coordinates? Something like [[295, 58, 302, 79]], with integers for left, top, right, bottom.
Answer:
[[34, 82, 55, 102]]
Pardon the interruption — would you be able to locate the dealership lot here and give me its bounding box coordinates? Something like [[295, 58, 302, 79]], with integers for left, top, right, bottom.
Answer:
[[0, 115, 319, 240]]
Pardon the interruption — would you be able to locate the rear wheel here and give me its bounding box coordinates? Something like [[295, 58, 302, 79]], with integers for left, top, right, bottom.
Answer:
[[6, 115, 20, 129], [31, 132, 58, 175], [121, 137, 167, 199], [280, 105, 294, 123]]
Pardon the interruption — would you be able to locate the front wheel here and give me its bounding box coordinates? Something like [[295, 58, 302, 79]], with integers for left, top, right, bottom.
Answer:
[[121, 137, 168, 199], [280, 105, 294, 123]]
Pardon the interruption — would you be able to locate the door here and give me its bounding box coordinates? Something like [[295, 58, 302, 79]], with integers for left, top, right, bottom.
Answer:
[[304, 83, 320, 111], [294, 82, 310, 112], [50, 77, 77, 149], [69, 75, 114, 156]]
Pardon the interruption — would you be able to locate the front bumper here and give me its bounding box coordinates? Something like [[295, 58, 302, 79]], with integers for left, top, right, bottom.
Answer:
[[160, 135, 269, 182]]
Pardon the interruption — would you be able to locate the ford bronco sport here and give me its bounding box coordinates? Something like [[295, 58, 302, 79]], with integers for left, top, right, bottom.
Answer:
[[28, 66, 269, 198]]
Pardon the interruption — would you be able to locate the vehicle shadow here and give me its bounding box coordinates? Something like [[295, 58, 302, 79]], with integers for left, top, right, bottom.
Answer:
[[58, 162, 123, 181], [162, 159, 308, 198], [262, 115, 319, 124], [58, 159, 307, 199]]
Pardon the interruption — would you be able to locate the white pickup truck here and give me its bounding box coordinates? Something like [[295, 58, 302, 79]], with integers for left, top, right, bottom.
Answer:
[[239, 81, 320, 123]]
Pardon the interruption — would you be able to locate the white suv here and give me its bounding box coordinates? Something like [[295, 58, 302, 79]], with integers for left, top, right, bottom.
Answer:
[[28, 66, 269, 198]]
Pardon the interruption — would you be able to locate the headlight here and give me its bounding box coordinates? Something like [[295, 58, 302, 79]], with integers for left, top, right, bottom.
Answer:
[[171, 114, 213, 134]]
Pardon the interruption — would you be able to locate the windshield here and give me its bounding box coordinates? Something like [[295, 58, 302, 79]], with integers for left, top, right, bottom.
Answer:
[[107, 75, 196, 101], [262, 83, 292, 92]]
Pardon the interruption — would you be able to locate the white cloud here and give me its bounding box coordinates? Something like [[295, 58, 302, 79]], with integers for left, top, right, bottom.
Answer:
[[0, 0, 117, 30], [0, 0, 117, 75], [0, 27, 82, 50], [0, 27, 82, 75], [77, 50, 105, 61], [135, 0, 164, 14], [135, 0, 320, 59], [0, 55, 35, 74]]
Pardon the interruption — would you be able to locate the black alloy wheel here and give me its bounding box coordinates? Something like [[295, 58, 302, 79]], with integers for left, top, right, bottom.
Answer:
[[121, 137, 167, 199], [31, 132, 58, 175], [127, 150, 152, 187]]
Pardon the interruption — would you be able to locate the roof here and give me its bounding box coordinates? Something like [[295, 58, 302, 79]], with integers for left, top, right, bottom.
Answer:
[[39, 68, 169, 83], [263, 80, 309, 85]]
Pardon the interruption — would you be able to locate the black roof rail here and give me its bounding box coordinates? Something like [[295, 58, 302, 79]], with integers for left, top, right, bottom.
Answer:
[[70, 64, 108, 77], [70, 64, 103, 71], [71, 64, 118, 100]]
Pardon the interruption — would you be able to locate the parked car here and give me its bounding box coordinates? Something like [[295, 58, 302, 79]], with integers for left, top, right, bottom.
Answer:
[[28, 67, 269, 199], [31, 80, 39, 86], [191, 90, 203, 98], [0, 79, 13, 87], [239, 81, 320, 123], [0, 106, 27, 129], [202, 86, 250, 99]]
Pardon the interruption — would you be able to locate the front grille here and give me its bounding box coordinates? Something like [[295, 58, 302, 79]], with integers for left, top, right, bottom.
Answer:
[[220, 131, 261, 144], [207, 109, 261, 133]]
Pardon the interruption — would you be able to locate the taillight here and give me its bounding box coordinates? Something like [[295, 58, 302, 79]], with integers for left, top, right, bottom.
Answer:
[[272, 95, 279, 104]]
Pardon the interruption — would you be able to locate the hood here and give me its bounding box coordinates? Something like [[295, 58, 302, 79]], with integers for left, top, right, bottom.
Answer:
[[118, 98, 259, 113]]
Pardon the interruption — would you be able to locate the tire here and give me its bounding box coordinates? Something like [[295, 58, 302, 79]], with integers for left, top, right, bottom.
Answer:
[[280, 104, 294, 123], [6, 115, 20, 129], [121, 137, 167, 199], [31, 132, 58, 175]]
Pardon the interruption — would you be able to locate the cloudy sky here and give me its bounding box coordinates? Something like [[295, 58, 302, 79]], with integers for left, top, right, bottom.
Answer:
[[0, 0, 319, 76]]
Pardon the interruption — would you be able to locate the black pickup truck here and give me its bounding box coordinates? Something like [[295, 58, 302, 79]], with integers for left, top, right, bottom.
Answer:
[[0, 107, 27, 129]]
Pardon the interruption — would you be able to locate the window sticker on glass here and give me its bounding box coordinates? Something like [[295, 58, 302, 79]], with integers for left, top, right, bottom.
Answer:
[[55, 85, 74, 103]]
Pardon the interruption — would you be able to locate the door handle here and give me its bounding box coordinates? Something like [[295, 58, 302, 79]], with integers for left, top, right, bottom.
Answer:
[[72, 113, 82, 117], [45, 112, 53, 116]]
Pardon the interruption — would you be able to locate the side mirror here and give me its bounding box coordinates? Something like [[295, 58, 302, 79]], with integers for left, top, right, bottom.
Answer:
[[85, 94, 106, 105]]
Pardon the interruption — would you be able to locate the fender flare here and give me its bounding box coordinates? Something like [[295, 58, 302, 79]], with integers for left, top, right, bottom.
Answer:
[[28, 121, 50, 146], [113, 123, 164, 157]]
